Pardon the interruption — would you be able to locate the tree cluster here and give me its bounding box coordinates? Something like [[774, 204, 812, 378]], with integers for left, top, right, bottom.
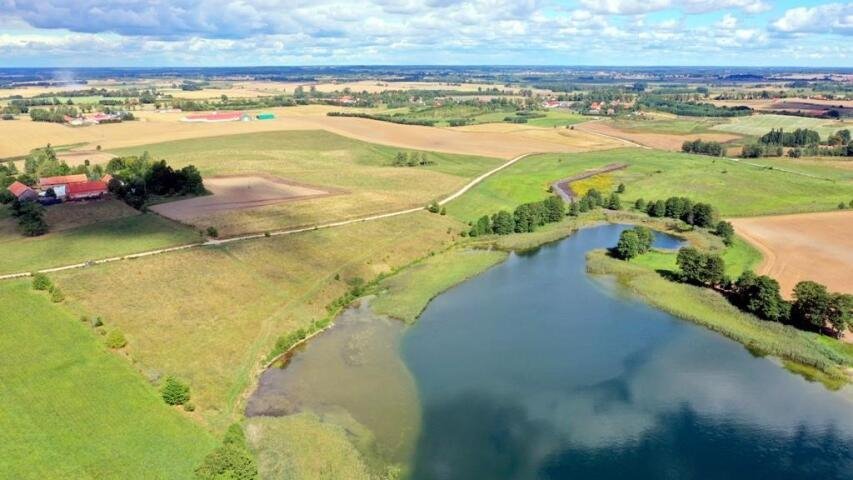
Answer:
[[468, 196, 564, 237], [106, 154, 205, 209], [681, 139, 725, 157], [194, 424, 258, 480], [637, 95, 751, 117], [392, 151, 435, 167], [10, 199, 48, 236], [760, 128, 821, 147], [676, 247, 726, 286], [29, 106, 79, 123], [614, 226, 653, 260], [645, 196, 718, 228]]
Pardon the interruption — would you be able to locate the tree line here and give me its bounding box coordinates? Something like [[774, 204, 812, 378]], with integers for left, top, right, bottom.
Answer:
[[681, 139, 725, 157], [639, 196, 718, 228], [467, 196, 565, 237]]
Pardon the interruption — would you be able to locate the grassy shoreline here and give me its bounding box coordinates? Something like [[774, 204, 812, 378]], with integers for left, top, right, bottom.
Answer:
[[586, 250, 852, 387]]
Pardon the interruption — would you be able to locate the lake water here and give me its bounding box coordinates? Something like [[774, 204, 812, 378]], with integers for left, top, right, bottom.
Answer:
[[247, 224, 853, 479]]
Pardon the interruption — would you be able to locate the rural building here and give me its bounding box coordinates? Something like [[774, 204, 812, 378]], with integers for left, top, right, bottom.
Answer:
[[40, 174, 88, 190], [181, 112, 252, 123], [256, 112, 275, 120], [7, 181, 38, 201], [66, 180, 108, 200], [64, 113, 123, 126]]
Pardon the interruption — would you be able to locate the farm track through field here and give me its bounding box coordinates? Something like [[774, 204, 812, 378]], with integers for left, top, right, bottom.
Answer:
[[551, 163, 629, 202], [0, 153, 534, 280]]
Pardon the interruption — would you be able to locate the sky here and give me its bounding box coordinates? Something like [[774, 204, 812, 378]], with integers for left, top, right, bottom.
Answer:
[[0, 0, 850, 67]]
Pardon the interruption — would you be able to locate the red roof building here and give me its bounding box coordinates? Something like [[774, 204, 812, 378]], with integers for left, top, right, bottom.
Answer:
[[40, 174, 88, 188], [66, 180, 108, 200], [8, 181, 37, 201]]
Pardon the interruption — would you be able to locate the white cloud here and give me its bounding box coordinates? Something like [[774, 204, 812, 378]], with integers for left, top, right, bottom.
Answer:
[[579, 0, 769, 15], [772, 3, 853, 35]]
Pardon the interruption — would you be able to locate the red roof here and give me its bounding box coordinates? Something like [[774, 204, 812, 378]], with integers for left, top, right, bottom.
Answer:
[[8, 181, 33, 197], [101, 174, 113, 184], [67, 180, 108, 195], [185, 112, 244, 121], [40, 174, 88, 187]]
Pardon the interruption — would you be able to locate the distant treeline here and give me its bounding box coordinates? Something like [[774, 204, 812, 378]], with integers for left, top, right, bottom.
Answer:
[[681, 139, 725, 157], [327, 111, 437, 126]]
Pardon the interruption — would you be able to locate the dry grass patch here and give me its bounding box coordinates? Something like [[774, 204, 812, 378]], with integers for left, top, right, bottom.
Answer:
[[54, 212, 464, 430], [576, 120, 741, 151]]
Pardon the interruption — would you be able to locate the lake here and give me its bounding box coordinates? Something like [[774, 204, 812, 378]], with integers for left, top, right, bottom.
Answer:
[[247, 224, 853, 479]]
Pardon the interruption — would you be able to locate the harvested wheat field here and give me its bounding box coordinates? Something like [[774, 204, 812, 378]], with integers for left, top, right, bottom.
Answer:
[[730, 210, 853, 298], [1, 106, 621, 160], [56, 149, 116, 166], [576, 120, 741, 151], [151, 175, 333, 223]]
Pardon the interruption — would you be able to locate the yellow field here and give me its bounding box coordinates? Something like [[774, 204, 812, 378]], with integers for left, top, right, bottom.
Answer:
[[53, 211, 463, 431], [1, 105, 623, 159]]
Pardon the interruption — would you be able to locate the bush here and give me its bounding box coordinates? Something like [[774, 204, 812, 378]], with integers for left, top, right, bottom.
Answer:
[[206, 226, 219, 238], [31, 272, 52, 291], [183, 402, 196, 412], [676, 247, 725, 286], [91, 316, 104, 328], [195, 423, 257, 480], [161, 376, 191, 406], [49, 287, 65, 303], [105, 329, 127, 349]]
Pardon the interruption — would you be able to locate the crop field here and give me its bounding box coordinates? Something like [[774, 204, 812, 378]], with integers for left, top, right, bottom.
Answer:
[[150, 175, 334, 223], [610, 115, 727, 135], [111, 130, 501, 234], [711, 114, 853, 138], [0, 281, 214, 479], [445, 148, 853, 222], [0, 203, 199, 274], [576, 119, 742, 151], [730, 211, 853, 297], [0, 105, 617, 160], [53, 212, 464, 430]]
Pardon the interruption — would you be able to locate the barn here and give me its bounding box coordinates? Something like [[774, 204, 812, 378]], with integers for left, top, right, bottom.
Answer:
[[66, 180, 108, 200], [39, 174, 89, 199], [7, 181, 38, 201]]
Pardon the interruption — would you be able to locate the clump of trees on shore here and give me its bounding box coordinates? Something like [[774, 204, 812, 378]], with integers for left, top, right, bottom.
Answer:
[[467, 196, 565, 237], [643, 196, 718, 228]]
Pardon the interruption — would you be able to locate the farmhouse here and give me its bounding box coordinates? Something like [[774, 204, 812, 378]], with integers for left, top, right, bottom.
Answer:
[[66, 180, 108, 200], [40, 174, 88, 191], [182, 111, 252, 123], [7, 181, 38, 201]]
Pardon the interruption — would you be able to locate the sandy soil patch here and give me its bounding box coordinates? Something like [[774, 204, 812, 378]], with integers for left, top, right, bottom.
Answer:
[[151, 175, 333, 223], [1, 106, 623, 160], [575, 120, 741, 151], [730, 211, 853, 298]]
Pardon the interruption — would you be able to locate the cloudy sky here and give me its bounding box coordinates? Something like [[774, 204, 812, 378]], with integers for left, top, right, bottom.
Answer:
[[0, 0, 850, 66]]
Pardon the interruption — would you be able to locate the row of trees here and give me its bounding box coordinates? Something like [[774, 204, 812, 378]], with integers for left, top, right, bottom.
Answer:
[[467, 196, 565, 237], [569, 188, 622, 215], [106, 154, 205, 209], [29, 106, 78, 123], [760, 128, 821, 147], [642, 196, 718, 228], [674, 249, 851, 337], [637, 95, 752, 117], [681, 139, 725, 157]]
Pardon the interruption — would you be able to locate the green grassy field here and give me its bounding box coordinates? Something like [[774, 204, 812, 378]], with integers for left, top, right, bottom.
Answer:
[[0, 209, 199, 274], [445, 148, 853, 221], [526, 110, 588, 128], [371, 248, 507, 323], [0, 281, 215, 479], [712, 114, 853, 138], [111, 130, 501, 235], [631, 236, 762, 280], [611, 116, 725, 135], [587, 251, 853, 386], [53, 212, 465, 430]]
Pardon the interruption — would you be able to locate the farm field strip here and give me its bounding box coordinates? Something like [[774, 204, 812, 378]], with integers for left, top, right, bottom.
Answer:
[[0, 154, 531, 280]]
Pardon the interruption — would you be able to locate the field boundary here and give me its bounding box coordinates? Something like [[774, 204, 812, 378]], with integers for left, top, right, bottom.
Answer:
[[0, 153, 533, 280]]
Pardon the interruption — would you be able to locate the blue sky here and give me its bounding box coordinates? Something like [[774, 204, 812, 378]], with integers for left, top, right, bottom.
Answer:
[[0, 1, 850, 66]]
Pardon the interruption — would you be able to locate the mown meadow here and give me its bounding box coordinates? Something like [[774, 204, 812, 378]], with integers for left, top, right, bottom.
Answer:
[[0, 281, 215, 479], [445, 148, 853, 221]]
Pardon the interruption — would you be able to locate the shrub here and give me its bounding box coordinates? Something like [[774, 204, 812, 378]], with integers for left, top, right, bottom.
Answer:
[[91, 316, 104, 328], [49, 287, 65, 303], [206, 226, 219, 238], [194, 443, 257, 480], [161, 376, 191, 405], [105, 329, 127, 349], [31, 273, 52, 291], [183, 402, 196, 412]]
